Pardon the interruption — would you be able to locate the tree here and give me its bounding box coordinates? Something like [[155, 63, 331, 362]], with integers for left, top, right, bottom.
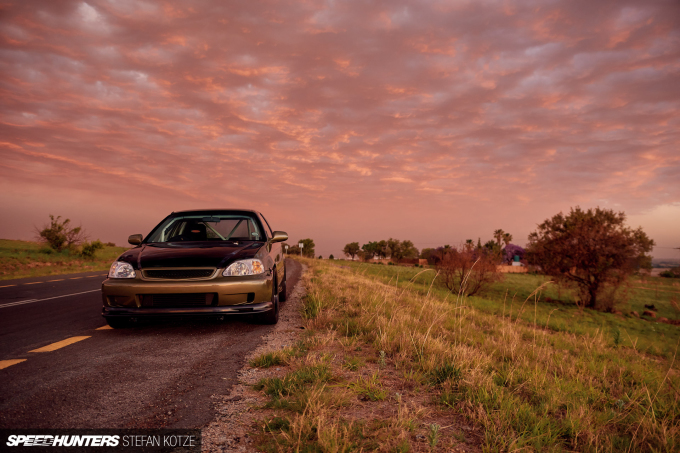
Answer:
[[420, 248, 436, 262], [436, 245, 502, 296], [343, 242, 360, 260], [329, 254, 335, 260], [400, 240, 419, 260], [483, 240, 500, 257], [386, 238, 401, 260], [376, 240, 389, 259], [526, 207, 655, 311], [318, 255, 323, 259], [36, 215, 87, 252], [298, 238, 315, 258], [493, 229, 505, 249], [387, 238, 418, 262], [362, 241, 380, 261]]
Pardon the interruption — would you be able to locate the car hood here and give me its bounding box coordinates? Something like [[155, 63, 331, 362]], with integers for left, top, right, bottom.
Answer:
[[117, 242, 263, 269]]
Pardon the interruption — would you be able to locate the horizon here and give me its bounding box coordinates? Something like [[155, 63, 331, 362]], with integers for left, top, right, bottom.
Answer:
[[1, 0, 679, 259]]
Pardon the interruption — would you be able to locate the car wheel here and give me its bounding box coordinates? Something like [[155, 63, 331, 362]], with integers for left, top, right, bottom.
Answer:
[[257, 282, 279, 325], [106, 317, 130, 329], [279, 267, 287, 302]]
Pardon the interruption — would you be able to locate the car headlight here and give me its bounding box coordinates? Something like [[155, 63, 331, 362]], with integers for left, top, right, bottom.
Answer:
[[223, 259, 264, 276], [108, 261, 136, 279]]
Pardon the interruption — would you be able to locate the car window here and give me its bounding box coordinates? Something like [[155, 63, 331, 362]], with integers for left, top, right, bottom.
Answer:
[[146, 214, 263, 243]]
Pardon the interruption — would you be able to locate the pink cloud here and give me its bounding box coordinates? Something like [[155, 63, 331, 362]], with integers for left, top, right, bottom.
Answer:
[[0, 0, 678, 257]]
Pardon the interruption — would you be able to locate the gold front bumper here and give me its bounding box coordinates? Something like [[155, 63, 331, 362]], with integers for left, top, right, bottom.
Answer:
[[101, 271, 273, 309]]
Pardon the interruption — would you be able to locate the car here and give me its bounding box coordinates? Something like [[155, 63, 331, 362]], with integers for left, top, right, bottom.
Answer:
[[101, 209, 288, 328]]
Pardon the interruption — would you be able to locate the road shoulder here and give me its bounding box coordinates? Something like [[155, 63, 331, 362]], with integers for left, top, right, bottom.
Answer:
[[202, 262, 308, 452]]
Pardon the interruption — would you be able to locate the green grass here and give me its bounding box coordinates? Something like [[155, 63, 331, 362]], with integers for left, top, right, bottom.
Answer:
[[0, 239, 128, 280], [347, 372, 388, 401], [250, 350, 290, 368], [338, 260, 680, 359], [250, 257, 680, 452], [255, 364, 333, 398]]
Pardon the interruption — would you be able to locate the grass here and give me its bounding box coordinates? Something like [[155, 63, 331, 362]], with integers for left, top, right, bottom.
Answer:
[[251, 257, 680, 452], [338, 260, 680, 359], [0, 239, 129, 280]]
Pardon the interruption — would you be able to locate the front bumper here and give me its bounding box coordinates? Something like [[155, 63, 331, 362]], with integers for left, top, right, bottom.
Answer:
[[101, 272, 273, 318], [102, 301, 274, 318]]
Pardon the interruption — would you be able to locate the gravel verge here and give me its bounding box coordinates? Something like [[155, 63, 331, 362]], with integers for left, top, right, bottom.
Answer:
[[202, 263, 308, 452]]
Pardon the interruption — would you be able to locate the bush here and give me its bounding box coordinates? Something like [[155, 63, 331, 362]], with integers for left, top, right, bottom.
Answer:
[[436, 244, 502, 296], [81, 240, 104, 259], [36, 215, 87, 252], [660, 267, 680, 278]]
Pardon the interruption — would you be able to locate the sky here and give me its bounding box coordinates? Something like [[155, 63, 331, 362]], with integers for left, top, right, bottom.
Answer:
[[1, 0, 679, 259]]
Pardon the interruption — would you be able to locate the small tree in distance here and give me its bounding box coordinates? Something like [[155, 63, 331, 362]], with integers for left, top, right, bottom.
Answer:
[[298, 238, 315, 258], [36, 215, 87, 252], [343, 242, 360, 260], [527, 207, 654, 311]]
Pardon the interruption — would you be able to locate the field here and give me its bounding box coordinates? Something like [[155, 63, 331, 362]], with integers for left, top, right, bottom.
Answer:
[[343, 261, 680, 360], [0, 239, 128, 280], [250, 258, 680, 452]]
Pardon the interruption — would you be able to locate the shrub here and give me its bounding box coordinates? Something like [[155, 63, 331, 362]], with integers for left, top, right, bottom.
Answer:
[[659, 267, 680, 278], [81, 240, 104, 259], [436, 244, 502, 296], [36, 215, 87, 252]]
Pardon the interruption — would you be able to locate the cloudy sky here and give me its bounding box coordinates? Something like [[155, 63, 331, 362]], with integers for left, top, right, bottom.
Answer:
[[1, 0, 679, 258]]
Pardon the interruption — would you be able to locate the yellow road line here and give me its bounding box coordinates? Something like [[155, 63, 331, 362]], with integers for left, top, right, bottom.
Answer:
[[96, 325, 113, 330], [86, 275, 100, 278], [24, 282, 41, 285], [29, 336, 90, 353], [47, 279, 64, 282], [69, 277, 83, 280], [0, 285, 16, 288], [0, 359, 27, 370]]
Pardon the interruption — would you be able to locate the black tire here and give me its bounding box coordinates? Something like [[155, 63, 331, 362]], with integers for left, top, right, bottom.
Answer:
[[256, 282, 279, 325], [106, 317, 130, 329], [279, 267, 287, 302]]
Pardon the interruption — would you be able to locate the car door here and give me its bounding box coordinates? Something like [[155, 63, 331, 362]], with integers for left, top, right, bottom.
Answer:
[[259, 213, 284, 286]]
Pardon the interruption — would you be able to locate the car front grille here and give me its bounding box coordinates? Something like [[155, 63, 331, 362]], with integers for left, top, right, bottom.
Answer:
[[143, 269, 215, 279], [140, 293, 216, 307]]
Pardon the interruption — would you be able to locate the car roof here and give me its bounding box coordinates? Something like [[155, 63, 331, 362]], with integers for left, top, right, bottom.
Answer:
[[171, 209, 260, 215]]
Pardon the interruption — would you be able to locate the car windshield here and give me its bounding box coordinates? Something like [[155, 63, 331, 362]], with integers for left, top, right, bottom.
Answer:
[[146, 214, 264, 243]]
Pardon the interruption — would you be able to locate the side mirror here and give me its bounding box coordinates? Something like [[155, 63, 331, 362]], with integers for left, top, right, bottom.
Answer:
[[270, 231, 288, 243], [128, 234, 143, 246]]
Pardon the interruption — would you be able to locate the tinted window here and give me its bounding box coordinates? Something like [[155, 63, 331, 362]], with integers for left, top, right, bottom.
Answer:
[[146, 214, 263, 243]]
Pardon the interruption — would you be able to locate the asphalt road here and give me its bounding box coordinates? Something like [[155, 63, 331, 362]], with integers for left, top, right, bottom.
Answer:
[[0, 259, 301, 429]]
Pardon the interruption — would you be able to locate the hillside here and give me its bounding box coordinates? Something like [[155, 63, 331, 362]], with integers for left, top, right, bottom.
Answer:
[[248, 258, 680, 452]]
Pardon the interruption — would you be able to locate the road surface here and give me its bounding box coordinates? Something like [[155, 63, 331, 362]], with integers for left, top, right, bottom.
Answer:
[[0, 259, 301, 429]]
